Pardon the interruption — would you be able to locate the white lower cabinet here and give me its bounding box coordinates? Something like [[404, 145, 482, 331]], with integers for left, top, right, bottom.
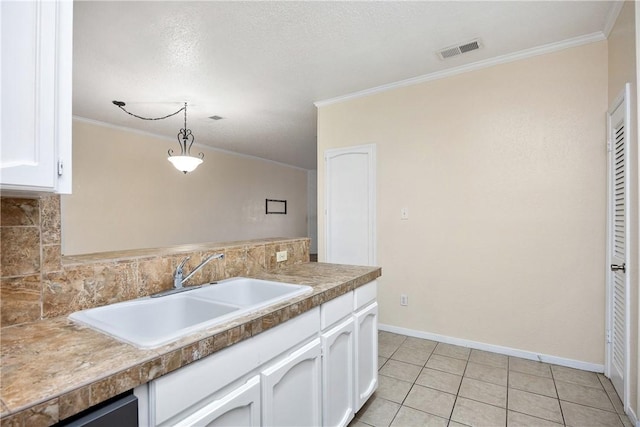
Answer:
[[139, 308, 319, 426], [321, 317, 355, 427], [175, 376, 261, 427], [261, 339, 322, 426], [354, 280, 379, 412], [354, 302, 378, 411], [135, 281, 379, 426]]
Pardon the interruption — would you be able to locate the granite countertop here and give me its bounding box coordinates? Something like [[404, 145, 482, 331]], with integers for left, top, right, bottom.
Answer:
[[0, 262, 381, 426]]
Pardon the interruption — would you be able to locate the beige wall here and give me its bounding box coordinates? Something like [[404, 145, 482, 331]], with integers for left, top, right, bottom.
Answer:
[[608, 0, 639, 418], [62, 120, 308, 255], [318, 41, 608, 364]]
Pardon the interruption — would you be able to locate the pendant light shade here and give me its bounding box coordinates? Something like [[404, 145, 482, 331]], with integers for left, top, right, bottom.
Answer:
[[167, 155, 203, 173]]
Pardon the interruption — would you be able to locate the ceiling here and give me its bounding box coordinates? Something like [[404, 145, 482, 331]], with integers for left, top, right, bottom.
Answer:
[[73, 1, 617, 171]]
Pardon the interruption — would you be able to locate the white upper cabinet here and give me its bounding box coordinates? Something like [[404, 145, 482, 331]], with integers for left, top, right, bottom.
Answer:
[[1, 0, 73, 194]]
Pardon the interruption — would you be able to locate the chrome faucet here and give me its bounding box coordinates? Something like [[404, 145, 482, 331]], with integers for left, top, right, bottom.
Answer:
[[174, 253, 224, 289]]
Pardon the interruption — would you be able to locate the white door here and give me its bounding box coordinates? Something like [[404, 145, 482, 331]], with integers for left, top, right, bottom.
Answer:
[[354, 302, 378, 411], [606, 83, 630, 407], [321, 317, 355, 427], [325, 144, 376, 265], [174, 376, 261, 427], [261, 339, 322, 426]]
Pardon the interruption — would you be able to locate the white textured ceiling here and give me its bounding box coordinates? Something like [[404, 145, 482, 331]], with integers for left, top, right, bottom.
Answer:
[[73, 1, 616, 171]]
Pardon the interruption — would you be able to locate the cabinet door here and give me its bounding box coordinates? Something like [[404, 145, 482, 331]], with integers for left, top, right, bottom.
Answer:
[[261, 339, 322, 427], [354, 302, 378, 411], [322, 317, 355, 427], [1, 0, 72, 193], [173, 376, 260, 427]]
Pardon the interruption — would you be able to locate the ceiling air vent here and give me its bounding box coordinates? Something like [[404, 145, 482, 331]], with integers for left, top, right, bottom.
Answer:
[[437, 38, 482, 60]]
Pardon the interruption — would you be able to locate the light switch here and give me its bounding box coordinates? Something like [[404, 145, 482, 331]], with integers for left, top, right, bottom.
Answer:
[[401, 207, 409, 220]]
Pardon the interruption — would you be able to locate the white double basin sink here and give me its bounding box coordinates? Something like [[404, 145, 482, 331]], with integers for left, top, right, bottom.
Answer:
[[69, 278, 312, 349]]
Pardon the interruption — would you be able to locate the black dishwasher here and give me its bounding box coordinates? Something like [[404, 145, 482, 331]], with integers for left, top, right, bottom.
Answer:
[[55, 391, 138, 427]]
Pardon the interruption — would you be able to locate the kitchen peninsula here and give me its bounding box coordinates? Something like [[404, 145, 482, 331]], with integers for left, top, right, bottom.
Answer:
[[0, 238, 380, 426]]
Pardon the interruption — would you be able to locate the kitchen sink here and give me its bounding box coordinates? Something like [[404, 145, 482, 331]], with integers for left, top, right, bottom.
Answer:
[[69, 277, 312, 349], [69, 295, 241, 348], [192, 277, 311, 307]]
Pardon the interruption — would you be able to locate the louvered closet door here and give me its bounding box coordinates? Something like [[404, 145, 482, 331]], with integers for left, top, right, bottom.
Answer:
[[607, 85, 629, 402]]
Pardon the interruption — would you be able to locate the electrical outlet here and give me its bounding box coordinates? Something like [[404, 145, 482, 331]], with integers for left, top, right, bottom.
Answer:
[[400, 294, 408, 306], [276, 251, 288, 262]]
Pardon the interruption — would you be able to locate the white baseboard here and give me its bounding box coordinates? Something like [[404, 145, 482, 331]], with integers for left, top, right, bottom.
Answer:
[[378, 323, 604, 373]]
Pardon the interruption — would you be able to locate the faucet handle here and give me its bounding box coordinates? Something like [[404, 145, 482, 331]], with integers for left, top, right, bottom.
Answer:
[[177, 256, 190, 272]]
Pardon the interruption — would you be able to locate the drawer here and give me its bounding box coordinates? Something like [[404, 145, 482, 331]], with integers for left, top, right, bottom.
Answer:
[[321, 291, 353, 330], [354, 281, 377, 311]]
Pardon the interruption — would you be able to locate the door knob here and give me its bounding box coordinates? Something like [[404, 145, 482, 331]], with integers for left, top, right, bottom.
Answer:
[[611, 263, 626, 273]]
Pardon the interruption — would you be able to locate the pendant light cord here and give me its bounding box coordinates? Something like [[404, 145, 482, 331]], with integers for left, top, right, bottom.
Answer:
[[112, 100, 186, 121], [183, 102, 188, 129]]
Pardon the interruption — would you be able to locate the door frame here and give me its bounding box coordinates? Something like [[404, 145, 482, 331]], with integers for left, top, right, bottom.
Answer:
[[605, 83, 631, 411], [324, 143, 377, 265]]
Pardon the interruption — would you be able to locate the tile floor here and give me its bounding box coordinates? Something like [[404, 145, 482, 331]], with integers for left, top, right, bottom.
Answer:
[[350, 331, 633, 427]]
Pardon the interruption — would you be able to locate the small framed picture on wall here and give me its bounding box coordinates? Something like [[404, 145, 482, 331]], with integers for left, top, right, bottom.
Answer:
[[266, 199, 287, 214]]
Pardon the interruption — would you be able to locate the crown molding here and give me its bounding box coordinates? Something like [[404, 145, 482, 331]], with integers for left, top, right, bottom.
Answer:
[[315, 31, 606, 108], [72, 116, 312, 172], [73, 115, 176, 142], [603, 0, 624, 38]]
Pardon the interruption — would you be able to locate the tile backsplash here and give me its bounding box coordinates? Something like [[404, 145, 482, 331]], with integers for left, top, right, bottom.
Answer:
[[0, 195, 310, 327]]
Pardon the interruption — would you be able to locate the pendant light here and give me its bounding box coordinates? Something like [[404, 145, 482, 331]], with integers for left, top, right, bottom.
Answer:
[[112, 101, 204, 173], [167, 103, 203, 173]]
